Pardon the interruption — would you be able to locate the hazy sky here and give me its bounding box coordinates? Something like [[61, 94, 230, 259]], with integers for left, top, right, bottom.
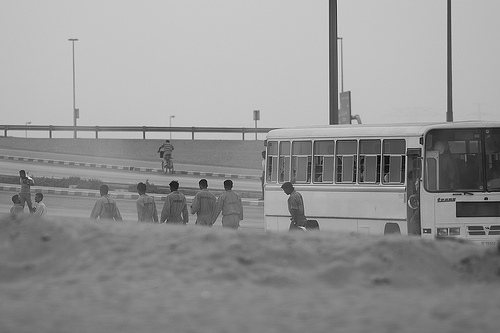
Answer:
[[1, 0, 500, 136]]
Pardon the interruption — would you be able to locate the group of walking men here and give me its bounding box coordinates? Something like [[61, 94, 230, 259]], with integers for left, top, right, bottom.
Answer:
[[9, 168, 243, 228], [90, 178, 244, 229]]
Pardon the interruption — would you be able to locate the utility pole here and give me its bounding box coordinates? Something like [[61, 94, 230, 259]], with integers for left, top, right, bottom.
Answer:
[[329, 0, 338, 125], [446, 0, 453, 122], [68, 38, 79, 137], [169, 115, 175, 139], [25, 121, 31, 138], [337, 37, 344, 93]]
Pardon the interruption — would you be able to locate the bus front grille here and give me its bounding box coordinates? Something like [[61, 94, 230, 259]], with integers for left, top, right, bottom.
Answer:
[[467, 225, 500, 236]]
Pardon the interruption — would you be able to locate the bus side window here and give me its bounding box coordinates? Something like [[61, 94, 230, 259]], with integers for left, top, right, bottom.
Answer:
[[313, 140, 334, 183], [359, 140, 381, 183], [336, 140, 357, 183], [279, 141, 291, 183], [291, 141, 312, 183], [382, 139, 406, 184], [266, 141, 278, 182]]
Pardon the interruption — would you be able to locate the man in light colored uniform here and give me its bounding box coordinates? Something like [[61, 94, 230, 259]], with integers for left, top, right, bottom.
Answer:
[[10, 194, 24, 215], [190, 179, 216, 226], [212, 179, 243, 229], [161, 180, 189, 224], [90, 184, 123, 221], [136, 182, 159, 223], [33, 192, 47, 217]]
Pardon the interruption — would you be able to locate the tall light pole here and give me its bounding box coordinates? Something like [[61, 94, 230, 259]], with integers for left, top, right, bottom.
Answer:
[[446, 0, 453, 122], [25, 121, 31, 138], [329, 0, 338, 124], [68, 38, 78, 138], [337, 37, 344, 93], [169, 115, 175, 139]]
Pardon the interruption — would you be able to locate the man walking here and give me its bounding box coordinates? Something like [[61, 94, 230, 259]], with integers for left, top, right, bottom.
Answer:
[[190, 179, 216, 226], [160, 180, 189, 224], [281, 182, 307, 231], [90, 184, 123, 221], [260, 150, 266, 200], [212, 179, 243, 229], [136, 182, 159, 223], [19, 170, 34, 213]]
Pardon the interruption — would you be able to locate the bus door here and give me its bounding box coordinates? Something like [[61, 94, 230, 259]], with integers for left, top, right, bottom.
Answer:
[[406, 149, 422, 235]]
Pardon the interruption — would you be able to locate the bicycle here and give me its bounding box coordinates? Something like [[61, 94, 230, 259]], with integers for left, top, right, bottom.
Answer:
[[161, 154, 174, 174]]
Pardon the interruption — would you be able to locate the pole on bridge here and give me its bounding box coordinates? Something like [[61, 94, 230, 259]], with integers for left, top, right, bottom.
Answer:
[[68, 38, 79, 137]]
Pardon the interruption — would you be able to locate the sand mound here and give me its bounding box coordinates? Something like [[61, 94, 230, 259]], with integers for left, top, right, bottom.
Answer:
[[1, 214, 500, 332]]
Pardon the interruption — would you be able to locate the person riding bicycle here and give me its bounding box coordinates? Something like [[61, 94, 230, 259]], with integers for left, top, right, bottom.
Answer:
[[158, 140, 174, 171]]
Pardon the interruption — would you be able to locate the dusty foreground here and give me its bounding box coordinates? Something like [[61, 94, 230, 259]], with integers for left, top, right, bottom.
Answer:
[[1, 215, 500, 333]]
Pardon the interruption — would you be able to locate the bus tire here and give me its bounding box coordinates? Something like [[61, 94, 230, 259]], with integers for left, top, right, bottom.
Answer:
[[384, 223, 401, 235], [306, 220, 320, 230]]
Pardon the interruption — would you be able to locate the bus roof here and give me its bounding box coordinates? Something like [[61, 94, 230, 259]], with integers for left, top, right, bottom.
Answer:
[[266, 121, 500, 140]]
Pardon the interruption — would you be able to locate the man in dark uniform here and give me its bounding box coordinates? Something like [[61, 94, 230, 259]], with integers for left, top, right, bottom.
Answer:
[[281, 182, 307, 231]]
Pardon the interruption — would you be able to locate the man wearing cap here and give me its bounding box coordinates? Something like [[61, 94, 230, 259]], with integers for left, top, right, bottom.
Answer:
[[281, 182, 307, 231]]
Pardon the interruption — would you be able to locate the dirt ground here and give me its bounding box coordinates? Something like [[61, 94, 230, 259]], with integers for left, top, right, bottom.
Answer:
[[1, 214, 500, 333]]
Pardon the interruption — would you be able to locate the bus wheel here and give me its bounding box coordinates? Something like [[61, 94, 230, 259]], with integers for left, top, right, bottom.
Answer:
[[306, 220, 320, 230], [384, 223, 401, 235]]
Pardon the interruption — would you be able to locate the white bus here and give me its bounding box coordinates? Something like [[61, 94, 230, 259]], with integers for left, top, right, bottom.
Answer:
[[264, 121, 500, 246]]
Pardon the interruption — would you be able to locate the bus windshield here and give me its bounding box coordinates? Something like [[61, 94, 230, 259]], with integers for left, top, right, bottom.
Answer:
[[425, 128, 500, 192]]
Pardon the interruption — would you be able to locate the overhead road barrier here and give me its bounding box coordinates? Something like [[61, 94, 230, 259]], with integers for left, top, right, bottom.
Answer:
[[0, 125, 276, 140]]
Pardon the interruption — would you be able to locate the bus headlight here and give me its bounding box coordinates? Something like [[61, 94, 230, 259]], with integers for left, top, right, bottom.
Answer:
[[437, 227, 461, 237]]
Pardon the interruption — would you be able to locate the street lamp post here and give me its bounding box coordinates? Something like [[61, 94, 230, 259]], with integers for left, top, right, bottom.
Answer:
[[68, 38, 78, 138], [25, 121, 31, 138], [169, 115, 175, 139], [337, 37, 344, 93]]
